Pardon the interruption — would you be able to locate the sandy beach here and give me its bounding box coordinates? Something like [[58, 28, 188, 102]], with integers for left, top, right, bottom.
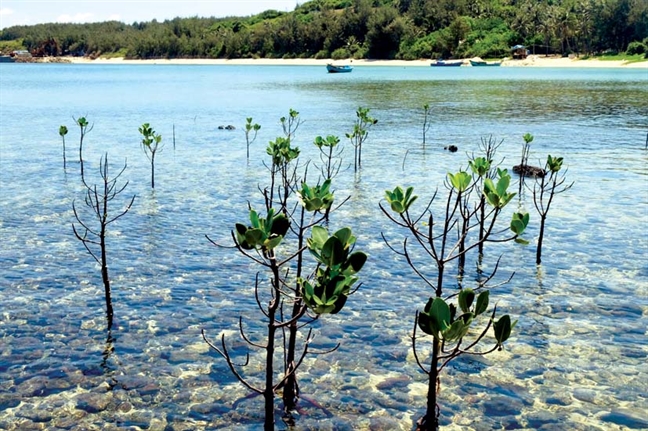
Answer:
[[62, 55, 648, 68]]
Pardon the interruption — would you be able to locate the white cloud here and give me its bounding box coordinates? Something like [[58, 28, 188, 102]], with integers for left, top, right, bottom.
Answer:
[[108, 14, 121, 21], [0, 8, 15, 16], [56, 12, 95, 24]]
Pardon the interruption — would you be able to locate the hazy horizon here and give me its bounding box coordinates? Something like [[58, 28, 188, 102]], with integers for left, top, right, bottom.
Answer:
[[0, 0, 299, 29]]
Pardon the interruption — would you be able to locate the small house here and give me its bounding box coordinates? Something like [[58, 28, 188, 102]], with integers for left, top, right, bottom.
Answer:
[[511, 45, 529, 59]]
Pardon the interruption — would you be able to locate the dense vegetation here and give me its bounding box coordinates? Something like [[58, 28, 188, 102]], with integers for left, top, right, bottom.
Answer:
[[1, 0, 647, 60]]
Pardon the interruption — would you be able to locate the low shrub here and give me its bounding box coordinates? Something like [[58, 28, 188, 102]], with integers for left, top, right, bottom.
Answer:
[[314, 49, 329, 59], [626, 41, 646, 55], [331, 47, 350, 59]]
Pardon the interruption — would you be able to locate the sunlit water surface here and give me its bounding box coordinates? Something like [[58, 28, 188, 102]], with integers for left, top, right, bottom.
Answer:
[[1, 64, 647, 430]]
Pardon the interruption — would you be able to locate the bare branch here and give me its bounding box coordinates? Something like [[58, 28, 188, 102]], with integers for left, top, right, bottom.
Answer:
[[238, 316, 266, 349]]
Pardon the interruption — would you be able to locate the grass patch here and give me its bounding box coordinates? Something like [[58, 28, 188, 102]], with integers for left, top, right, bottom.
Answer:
[[0, 39, 25, 55], [594, 53, 647, 63], [99, 48, 128, 59]]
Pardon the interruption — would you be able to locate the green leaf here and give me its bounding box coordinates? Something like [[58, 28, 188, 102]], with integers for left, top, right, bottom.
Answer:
[[448, 171, 471, 192], [417, 311, 437, 337], [423, 297, 434, 313], [321, 236, 345, 267], [510, 212, 529, 235], [346, 252, 367, 273], [303, 280, 314, 301], [235, 223, 247, 235], [494, 314, 514, 344], [390, 201, 404, 213], [458, 288, 475, 313], [265, 235, 283, 250], [270, 213, 290, 237], [330, 294, 348, 314], [469, 157, 490, 177], [334, 227, 353, 247], [244, 228, 264, 247], [310, 226, 329, 248], [523, 133, 534, 144], [443, 319, 470, 342], [249, 209, 260, 228], [475, 290, 489, 316], [496, 174, 510, 197], [547, 154, 564, 173], [430, 298, 451, 333]]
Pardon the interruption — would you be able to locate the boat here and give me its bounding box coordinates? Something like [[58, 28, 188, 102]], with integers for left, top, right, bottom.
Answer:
[[327, 64, 353, 73], [430, 59, 463, 67], [469, 59, 502, 67]]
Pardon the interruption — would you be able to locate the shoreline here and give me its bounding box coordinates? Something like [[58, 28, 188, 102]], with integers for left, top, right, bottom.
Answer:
[[54, 55, 648, 68]]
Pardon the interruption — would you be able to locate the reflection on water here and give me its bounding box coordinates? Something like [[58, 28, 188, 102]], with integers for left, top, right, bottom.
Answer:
[[0, 64, 647, 430]]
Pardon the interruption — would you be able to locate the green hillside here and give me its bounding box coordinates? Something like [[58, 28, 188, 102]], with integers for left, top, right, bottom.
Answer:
[[1, 0, 646, 60]]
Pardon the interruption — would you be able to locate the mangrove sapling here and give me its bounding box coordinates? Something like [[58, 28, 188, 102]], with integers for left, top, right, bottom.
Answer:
[[203, 205, 366, 429], [532, 155, 573, 265], [59, 125, 68, 169], [513, 133, 546, 193], [265, 136, 301, 212], [313, 135, 344, 181], [422, 103, 432, 147], [346, 107, 377, 172], [204, 119, 366, 428], [468, 137, 506, 257], [244, 117, 261, 161], [381, 167, 529, 431], [138, 123, 163, 188], [280, 108, 302, 141], [74, 116, 93, 178], [281, 176, 343, 420], [72, 154, 135, 329]]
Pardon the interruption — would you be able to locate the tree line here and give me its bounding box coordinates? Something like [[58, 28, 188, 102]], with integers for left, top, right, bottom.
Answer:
[[1, 0, 646, 60]]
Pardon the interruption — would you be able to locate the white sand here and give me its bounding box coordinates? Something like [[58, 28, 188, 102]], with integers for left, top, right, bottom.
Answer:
[[64, 55, 648, 68]]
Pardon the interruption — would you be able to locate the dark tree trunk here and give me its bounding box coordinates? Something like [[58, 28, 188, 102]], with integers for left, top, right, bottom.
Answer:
[[62, 137, 67, 170], [79, 140, 84, 177], [283, 303, 300, 416], [419, 337, 440, 431], [536, 214, 546, 265], [478, 195, 485, 255], [264, 259, 281, 431], [151, 154, 155, 189]]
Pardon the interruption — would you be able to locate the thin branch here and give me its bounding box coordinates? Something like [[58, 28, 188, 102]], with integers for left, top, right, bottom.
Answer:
[[201, 329, 263, 395]]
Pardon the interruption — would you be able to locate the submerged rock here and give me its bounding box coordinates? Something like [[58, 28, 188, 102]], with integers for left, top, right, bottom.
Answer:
[[513, 164, 545, 178], [444, 145, 458, 153], [76, 392, 111, 413], [600, 411, 648, 429]]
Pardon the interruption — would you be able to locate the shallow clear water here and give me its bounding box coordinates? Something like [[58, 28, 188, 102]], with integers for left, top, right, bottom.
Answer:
[[0, 64, 647, 430]]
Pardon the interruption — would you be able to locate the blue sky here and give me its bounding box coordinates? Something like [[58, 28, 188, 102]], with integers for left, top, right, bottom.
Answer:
[[0, 1, 299, 29]]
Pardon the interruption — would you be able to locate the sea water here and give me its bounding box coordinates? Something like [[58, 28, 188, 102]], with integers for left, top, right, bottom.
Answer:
[[0, 63, 647, 430]]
